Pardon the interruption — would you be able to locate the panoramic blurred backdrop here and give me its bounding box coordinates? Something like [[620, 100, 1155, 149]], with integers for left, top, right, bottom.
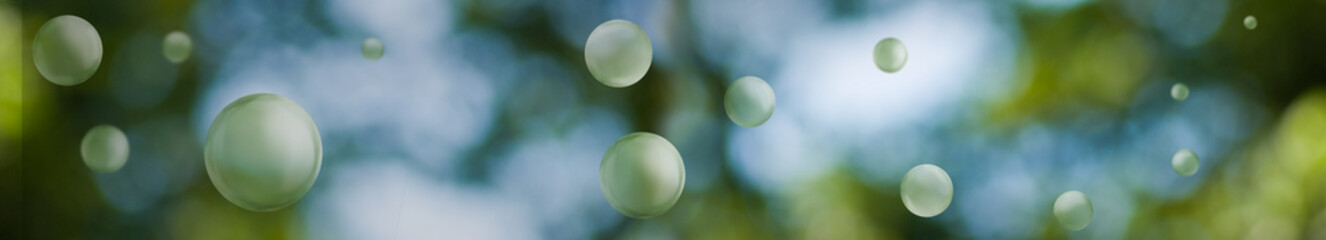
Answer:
[[3, 0, 1326, 239]]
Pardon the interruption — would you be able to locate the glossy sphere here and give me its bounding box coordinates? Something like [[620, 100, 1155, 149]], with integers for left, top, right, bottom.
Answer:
[[1171, 83, 1189, 101], [1172, 149, 1200, 177], [162, 31, 192, 63], [362, 38, 384, 60], [873, 37, 908, 73], [1054, 191, 1093, 231], [724, 76, 776, 127], [204, 93, 322, 212], [900, 164, 953, 217], [1244, 15, 1258, 30], [599, 132, 685, 218], [585, 20, 652, 88], [33, 15, 102, 86], [81, 125, 129, 173]]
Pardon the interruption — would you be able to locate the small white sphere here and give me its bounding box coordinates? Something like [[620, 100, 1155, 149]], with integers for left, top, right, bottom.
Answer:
[[33, 15, 102, 86], [1172, 149, 1200, 177], [1171, 83, 1189, 101], [162, 31, 193, 63], [724, 76, 776, 128], [900, 164, 953, 217], [204, 93, 322, 212], [81, 125, 129, 173], [873, 37, 908, 73], [599, 132, 685, 218], [362, 37, 384, 60], [584, 19, 652, 88], [1053, 191, 1093, 231]]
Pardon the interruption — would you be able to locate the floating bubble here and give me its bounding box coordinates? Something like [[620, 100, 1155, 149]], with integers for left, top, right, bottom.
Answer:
[[1171, 83, 1189, 101], [584, 19, 652, 88], [362, 37, 383, 60], [900, 164, 952, 217], [1244, 15, 1258, 30], [724, 76, 776, 127], [81, 124, 129, 173], [204, 93, 322, 212], [1172, 149, 1200, 176], [599, 132, 685, 218], [32, 15, 102, 86], [1053, 191, 1093, 231], [162, 31, 192, 63], [873, 37, 908, 73]]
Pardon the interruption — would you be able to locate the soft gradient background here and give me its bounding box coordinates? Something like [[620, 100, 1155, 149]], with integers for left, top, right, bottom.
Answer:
[[4, 0, 1326, 239]]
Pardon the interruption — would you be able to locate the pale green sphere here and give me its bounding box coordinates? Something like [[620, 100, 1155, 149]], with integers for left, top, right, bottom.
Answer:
[[33, 15, 103, 86], [900, 164, 952, 217], [1244, 15, 1258, 30], [81, 125, 129, 173], [873, 37, 908, 73], [599, 132, 685, 219], [1171, 83, 1189, 101], [162, 31, 192, 64], [1172, 149, 1200, 177], [1053, 191, 1093, 231], [724, 76, 776, 128], [204, 93, 322, 212], [584, 19, 652, 88], [362, 37, 384, 60]]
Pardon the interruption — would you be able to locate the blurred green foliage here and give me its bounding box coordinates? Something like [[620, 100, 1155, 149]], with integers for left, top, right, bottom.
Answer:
[[5, 0, 1326, 239]]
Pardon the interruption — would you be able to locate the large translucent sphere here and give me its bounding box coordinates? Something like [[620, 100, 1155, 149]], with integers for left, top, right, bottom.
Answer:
[[162, 31, 192, 64], [599, 132, 685, 218], [1171, 83, 1189, 101], [724, 76, 776, 128], [362, 37, 384, 60], [81, 125, 129, 173], [1172, 149, 1200, 177], [584, 19, 652, 88], [1054, 191, 1093, 231], [204, 93, 322, 212], [900, 164, 952, 217], [1244, 15, 1258, 30], [873, 37, 908, 73], [33, 15, 102, 86]]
